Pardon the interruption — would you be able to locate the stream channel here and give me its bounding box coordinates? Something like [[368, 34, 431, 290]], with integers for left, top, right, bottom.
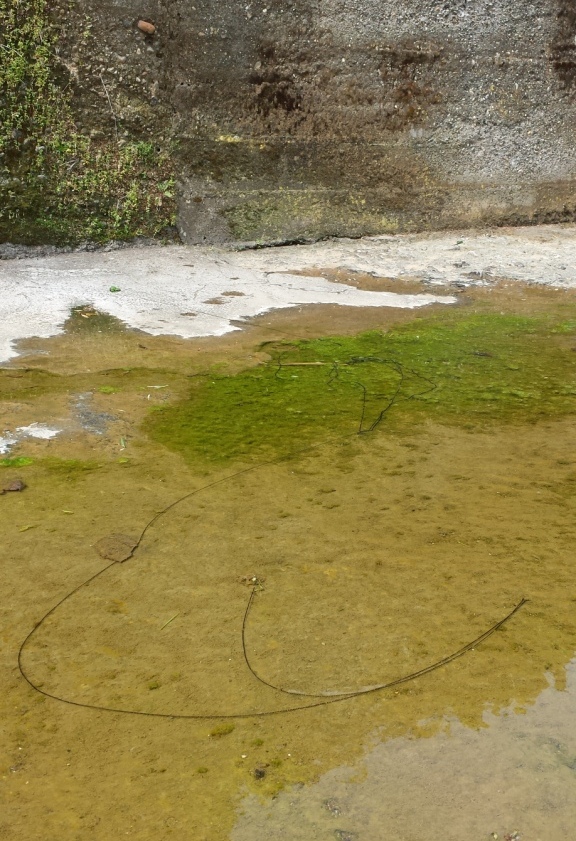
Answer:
[[2, 227, 576, 841]]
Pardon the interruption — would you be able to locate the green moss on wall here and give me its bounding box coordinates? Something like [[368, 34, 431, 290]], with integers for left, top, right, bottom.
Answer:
[[223, 189, 403, 242], [0, 0, 176, 244]]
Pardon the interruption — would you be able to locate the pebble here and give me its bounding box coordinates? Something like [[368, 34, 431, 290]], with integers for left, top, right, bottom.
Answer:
[[323, 798, 342, 817], [1, 479, 26, 494], [137, 20, 156, 35]]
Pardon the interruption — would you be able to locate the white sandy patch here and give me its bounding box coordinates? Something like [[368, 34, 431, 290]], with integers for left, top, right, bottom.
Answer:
[[239, 223, 576, 288], [0, 423, 61, 454], [4, 224, 576, 364], [0, 245, 456, 363]]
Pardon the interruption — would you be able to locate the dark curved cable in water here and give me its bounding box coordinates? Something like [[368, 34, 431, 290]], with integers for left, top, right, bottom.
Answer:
[[17, 354, 526, 719], [18, 571, 526, 719], [241, 588, 527, 698]]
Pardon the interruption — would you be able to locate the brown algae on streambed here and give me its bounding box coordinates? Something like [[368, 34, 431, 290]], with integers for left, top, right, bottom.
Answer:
[[3, 291, 576, 840]]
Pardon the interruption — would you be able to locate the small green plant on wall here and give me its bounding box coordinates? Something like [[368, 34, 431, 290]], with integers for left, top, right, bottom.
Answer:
[[0, 0, 176, 244]]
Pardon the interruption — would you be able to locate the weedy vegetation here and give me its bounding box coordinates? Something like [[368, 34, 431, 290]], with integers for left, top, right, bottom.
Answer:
[[0, 0, 176, 244]]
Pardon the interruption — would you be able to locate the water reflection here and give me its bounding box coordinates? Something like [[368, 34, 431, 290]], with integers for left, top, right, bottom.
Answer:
[[233, 659, 576, 840]]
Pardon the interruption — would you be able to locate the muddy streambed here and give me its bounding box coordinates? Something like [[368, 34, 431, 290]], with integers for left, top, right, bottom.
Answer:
[[2, 251, 576, 840]]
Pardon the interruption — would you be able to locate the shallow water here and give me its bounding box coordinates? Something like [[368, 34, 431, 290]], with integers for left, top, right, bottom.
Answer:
[[233, 660, 576, 840], [2, 280, 576, 840]]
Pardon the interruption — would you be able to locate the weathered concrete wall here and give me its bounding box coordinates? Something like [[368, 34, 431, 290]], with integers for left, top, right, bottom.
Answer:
[[60, 0, 576, 243]]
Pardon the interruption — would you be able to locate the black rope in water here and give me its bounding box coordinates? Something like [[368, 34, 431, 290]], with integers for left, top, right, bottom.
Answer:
[[18, 579, 527, 719], [241, 589, 528, 699], [17, 353, 527, 720]]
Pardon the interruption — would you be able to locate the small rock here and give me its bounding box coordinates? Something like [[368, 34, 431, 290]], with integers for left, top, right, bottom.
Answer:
[[95, 533, 138, 563], [253, 767, 266, 780], [137, 20, 156, 35], [1, 479, 26, 494], [323, 798, 342, 817], [334, 831, 356, 841]]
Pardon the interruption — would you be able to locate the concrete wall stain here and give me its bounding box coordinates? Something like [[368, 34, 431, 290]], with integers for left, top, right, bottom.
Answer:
[[550, 0, 576, 87], [2, 0, 576, 245]]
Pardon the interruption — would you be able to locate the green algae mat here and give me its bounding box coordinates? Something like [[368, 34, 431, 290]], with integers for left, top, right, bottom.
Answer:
[[146, 312, 576, 463]]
